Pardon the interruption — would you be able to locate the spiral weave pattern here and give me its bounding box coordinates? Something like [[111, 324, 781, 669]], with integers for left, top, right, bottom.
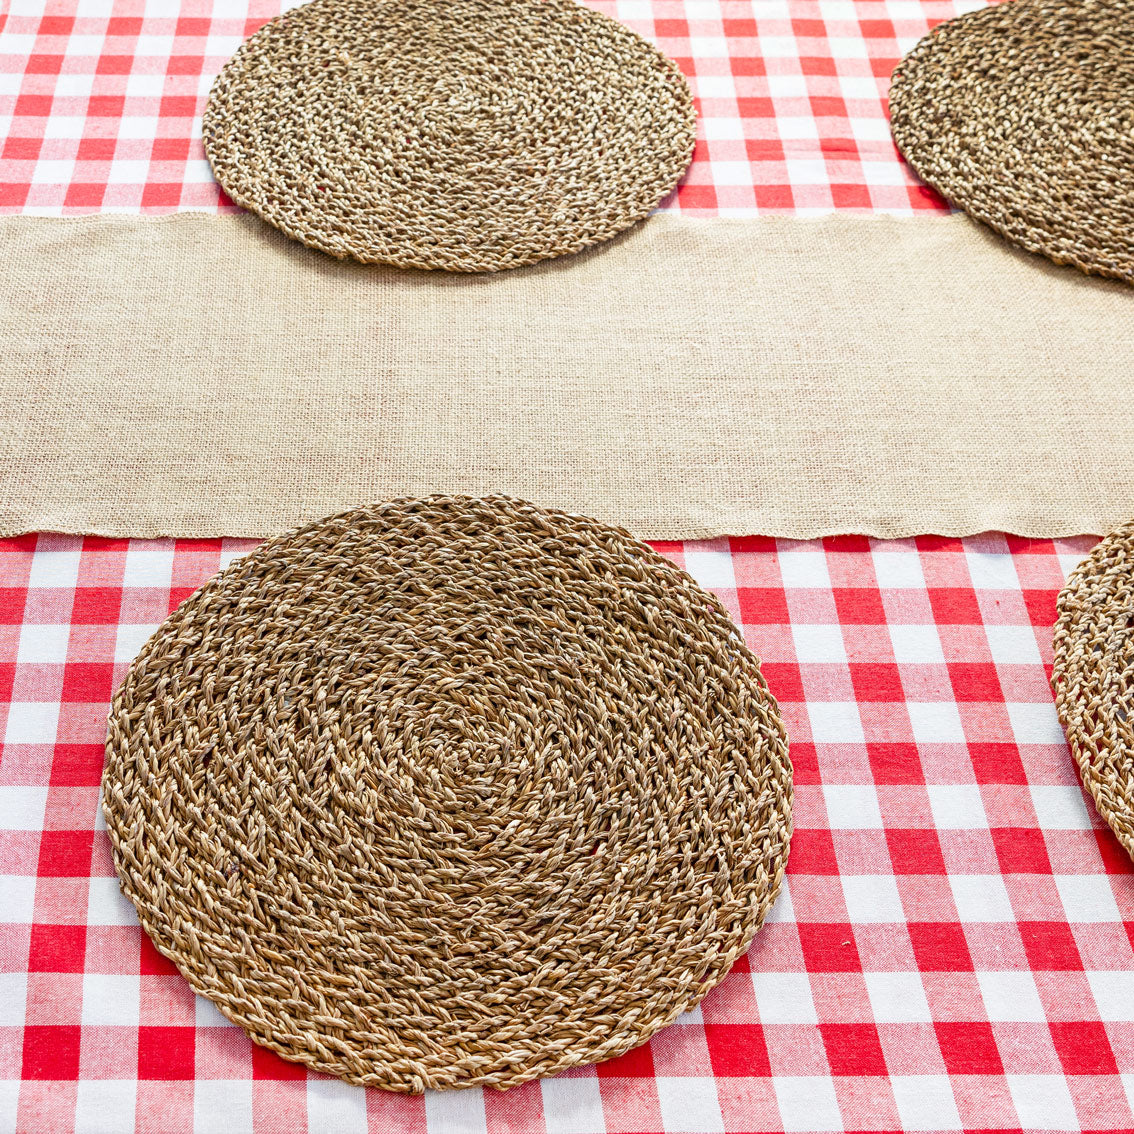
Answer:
[[202, 0, 696, 272], [889, 0, 1134, 285], [1054, 520, 1134, 862], [102, 496, 792, 1091]]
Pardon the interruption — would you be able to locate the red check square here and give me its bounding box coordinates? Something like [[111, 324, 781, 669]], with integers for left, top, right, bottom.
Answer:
[[138, 1027, 196, 1080], [37, 830, 95, 878], [820, 1023, 887, 1075], [704, 1025, 772, 1077], [28, 925, 86, 973], [22, 1026, 81, 1080], [1050, 1021, 1119, 1075], [935, 1021, 1003, 1074]]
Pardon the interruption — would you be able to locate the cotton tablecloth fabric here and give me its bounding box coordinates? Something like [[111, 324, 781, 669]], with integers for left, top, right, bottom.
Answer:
[[2, 2, 1133, 1133], [4, 532, 1133, 1134], [0, 0, 966, 216]]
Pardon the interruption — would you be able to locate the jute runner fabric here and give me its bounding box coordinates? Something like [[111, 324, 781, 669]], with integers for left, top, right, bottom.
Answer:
[[103, 495, 792, 1090], [1, 212, 1132, 540]]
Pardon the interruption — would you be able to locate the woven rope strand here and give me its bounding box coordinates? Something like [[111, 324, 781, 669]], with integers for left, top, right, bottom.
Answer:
[[102, 496, 792, 1091]]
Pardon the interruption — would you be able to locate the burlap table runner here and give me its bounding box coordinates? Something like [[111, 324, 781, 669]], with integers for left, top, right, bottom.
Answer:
[[2, 212, 1131, 539]]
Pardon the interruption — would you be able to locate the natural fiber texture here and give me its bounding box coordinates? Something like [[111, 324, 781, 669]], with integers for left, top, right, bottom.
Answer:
[[102, 495, 792, 1091], [3, 211, 1134, 541], [889, 0, 1134, 285], [202, 0, 694, 271], [1053, 520, 1134, 861]]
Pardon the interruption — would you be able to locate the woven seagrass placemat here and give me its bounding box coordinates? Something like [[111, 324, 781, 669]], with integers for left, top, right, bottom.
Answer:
[[1054, 521, 1134, 861], [202, 0, 695, 272], [102, 496, 793, 1091], [889, 0, 1134, 285]]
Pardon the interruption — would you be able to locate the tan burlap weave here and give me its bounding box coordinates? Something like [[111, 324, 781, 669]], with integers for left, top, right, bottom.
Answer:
[[103, 495, 793, 1090], [2, 212, 1133, 540]]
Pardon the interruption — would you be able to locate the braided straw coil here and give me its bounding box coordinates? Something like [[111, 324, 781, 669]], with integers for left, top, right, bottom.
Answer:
[[202, 0, 696, 272], [1054, 521, 1134, 860], [102, 496, 792, 1091], [889, 0, 1134, 285]]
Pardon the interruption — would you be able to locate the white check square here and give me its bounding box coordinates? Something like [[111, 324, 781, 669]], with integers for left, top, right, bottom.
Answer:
[[1006, 702, 1065, 745], [0, 974, 27, 1027], [702, 118, 745, 141], [42, 116, 85, 141], [842, 874, 904, 922], [82, 973, 140, 1026], [927, 784, 987, 829], [1006, 1076, 1078, 1130], [709, 161, 753, 186], [949, 875, 1015, 922], [0, 876, 36, 924], [1055, 874, 1121, 923], [122, 546, 175, 588], [0, 786, 49, 832], [778, 551, 831, 589], [0, 1081, 15, 1134], [985, 625, 1042, 665], [965, 551, 1020, 590], [752, 971, 818, 1024], [891, 1076, 963, 1130], [655, 1078, 724, 1134], [114, 623, 159, 663], [792, 624, 846, 663], [849, 118, 891, 142], [690, 36, 729, 57], [872, 550, 925, 589], [841, 75, 883, 100], [542, 1078, 606, 1134], [683, 551, 737, 590], [75, 1080, 136, 1134], [310, 1077, 370, 1134], [195, 1081, 253, 1134], [808, 702, 865, 743], [1087, 971, 1134, 1022], [773, 1077, 841, 1132], [86, 876, 138, 927], [908, 703, 966, 744], [16, 623, 71, 664], [823, 784, 883, 829], [976, 970, 1046, 1022], [694, 76, 736, 99], [421, 1088, 483, 1134], [3, 704, 59, 746], [1029, 784, 1093, 830], [888, 624, 945, 664], [863, 972, 933, 1023], [27, 549, 80, 590]]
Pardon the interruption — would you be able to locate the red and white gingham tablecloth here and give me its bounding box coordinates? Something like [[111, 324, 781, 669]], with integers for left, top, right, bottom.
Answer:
[[2, 3, 1132, 1133]]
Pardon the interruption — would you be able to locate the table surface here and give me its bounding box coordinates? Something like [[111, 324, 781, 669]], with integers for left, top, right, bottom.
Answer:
[[0, 0, 972, 216], [3, 3, 1132, 1134]]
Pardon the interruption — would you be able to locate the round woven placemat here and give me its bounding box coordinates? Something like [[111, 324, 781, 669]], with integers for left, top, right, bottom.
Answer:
[[1053, 520, 1134, 859], [103, 496, 792, 1091], [889, 0, 1134, 285], [202, 0, 695, 272]]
